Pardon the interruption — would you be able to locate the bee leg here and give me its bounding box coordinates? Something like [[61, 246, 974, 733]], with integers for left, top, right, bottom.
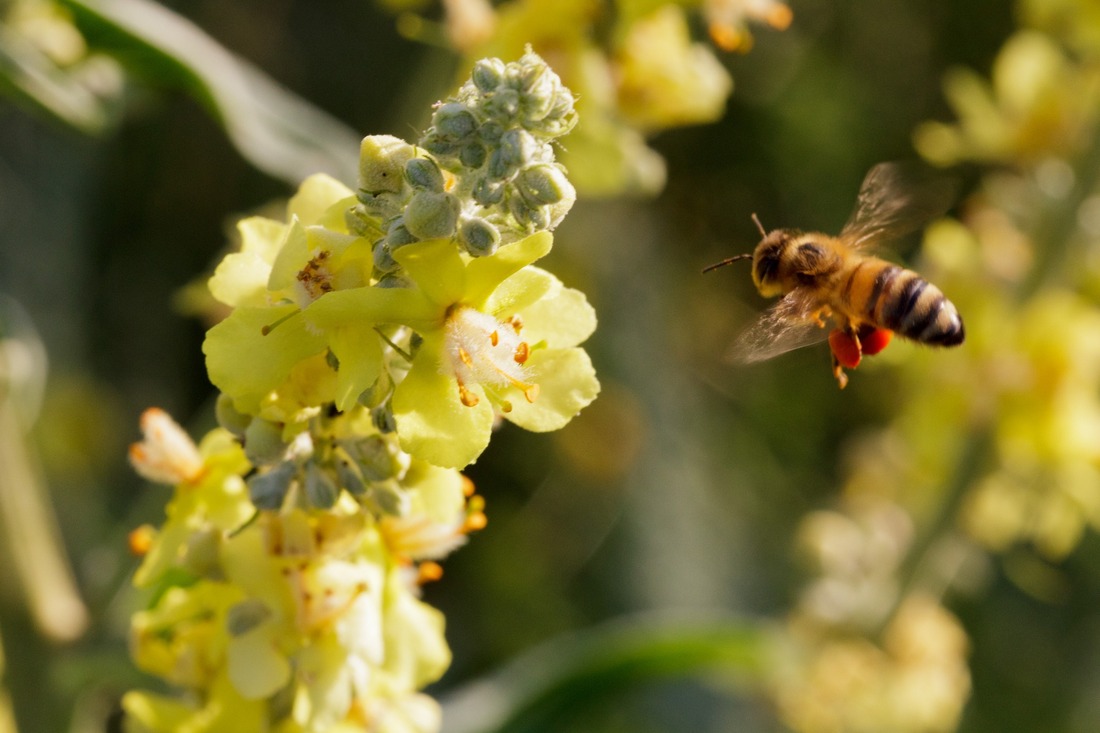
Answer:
[[828, 325, 863, 389], [831, 353, 850, 389], [811, 306, 833, 329]]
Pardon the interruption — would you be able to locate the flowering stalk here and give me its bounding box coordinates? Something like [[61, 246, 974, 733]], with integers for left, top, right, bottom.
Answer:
[[123, 50, 597, 733]]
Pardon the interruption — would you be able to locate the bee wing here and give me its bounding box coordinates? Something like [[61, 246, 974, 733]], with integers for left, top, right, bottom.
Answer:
[[840, 162, 957, 251], [727, 289, 829, 364]]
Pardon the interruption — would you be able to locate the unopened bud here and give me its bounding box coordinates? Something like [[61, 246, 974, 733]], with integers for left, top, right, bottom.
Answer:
[[403, 190, 460, 240], [459, 218, 501, 257], [517, 164, 570, 205], [471, 58, 505, 92], [359, 135, 415, 194], [304, 462, 339, 508], [248, 461, 296, 510], [460, 142, 487, 169], [405, 157, 445, 192], [432, 102, 477, 141]]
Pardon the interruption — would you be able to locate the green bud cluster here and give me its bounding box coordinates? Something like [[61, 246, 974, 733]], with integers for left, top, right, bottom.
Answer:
[[351, 49, 577, 265]]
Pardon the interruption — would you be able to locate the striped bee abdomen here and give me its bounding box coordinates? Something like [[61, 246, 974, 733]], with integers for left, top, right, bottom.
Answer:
[[875, 267, 965, 346]]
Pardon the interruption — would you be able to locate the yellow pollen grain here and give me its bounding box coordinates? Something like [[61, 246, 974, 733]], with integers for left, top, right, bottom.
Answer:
[[461, 475, 476, 497], [458, 347, 474, 367], [514, 342, 529, 364], [465, 512, 487, 532], [523, 384, 539, 403], [490, 330, 499, 346]]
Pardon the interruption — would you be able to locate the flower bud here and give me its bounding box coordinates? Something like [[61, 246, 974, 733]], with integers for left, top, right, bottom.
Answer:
[[358, 135, 415, 194], [373, 241, 398, 273], [304, 462, 339, 508], [368, 480, 410, 516], [215, 394, 250, 438], [405, 157, 445, 192], [478, 120, 503, 143], [459, 218, 501, 257], [226, 599, 272, 636], [371, 404, 397, 433], [243, 418, 287, 466], [486, 87, 520, 119], [471, 58, 505, 92], [334, 457, 367, 496], [473, 178, 504, 206], [432, 102, 477, 141], [487, 148, 516, 181], [460, 142, 487, 169], [499, 129, 534, 168], [343, 436, 405, 482], [375, 272, 414, 289], [517, 164, 570, 205], [403, 190, 460, 240], [247, 461, 296, 510], [384, 219, 419, 247]]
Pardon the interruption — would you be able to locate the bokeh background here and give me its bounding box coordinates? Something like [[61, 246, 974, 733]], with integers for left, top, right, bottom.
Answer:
[[4, 0, 1100, 731]]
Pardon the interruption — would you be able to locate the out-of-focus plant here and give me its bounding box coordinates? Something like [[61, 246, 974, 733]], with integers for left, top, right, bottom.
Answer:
[[0, 0, 122, 132], [387, 0, 791, 196], [2, 0, 363, 184], [123, 50, 598, 733], [760, 3, 1100, 732]]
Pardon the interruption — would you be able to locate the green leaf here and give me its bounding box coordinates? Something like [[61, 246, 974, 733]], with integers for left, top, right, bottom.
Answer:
[[439, 614, 771, 733], [58, 0, 361, 184]]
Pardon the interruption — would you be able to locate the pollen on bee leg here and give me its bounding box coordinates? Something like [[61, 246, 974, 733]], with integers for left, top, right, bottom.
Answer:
[[829, 328, 863, 369], [812, 306, 833, 329]]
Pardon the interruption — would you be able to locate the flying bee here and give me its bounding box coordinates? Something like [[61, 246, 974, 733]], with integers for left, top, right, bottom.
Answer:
[[704, 162, 965, 388]]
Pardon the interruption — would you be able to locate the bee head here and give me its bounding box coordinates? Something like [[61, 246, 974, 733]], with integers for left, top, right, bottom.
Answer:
[[751, 230, 795, 297]]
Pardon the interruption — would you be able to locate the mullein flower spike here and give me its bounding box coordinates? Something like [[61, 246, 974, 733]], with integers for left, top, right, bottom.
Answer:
[[127, 51, 596, 733]]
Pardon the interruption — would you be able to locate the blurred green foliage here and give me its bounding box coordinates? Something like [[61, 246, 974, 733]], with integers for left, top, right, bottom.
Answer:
[[7, 0, 1100, 731]]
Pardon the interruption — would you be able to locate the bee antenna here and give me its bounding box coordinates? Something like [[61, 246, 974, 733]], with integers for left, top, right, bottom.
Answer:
[[751, 212, 767, 238], [702, 253, 753, 273]]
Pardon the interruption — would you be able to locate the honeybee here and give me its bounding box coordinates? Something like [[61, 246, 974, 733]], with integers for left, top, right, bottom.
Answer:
[[705, 163, 964, 388]]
